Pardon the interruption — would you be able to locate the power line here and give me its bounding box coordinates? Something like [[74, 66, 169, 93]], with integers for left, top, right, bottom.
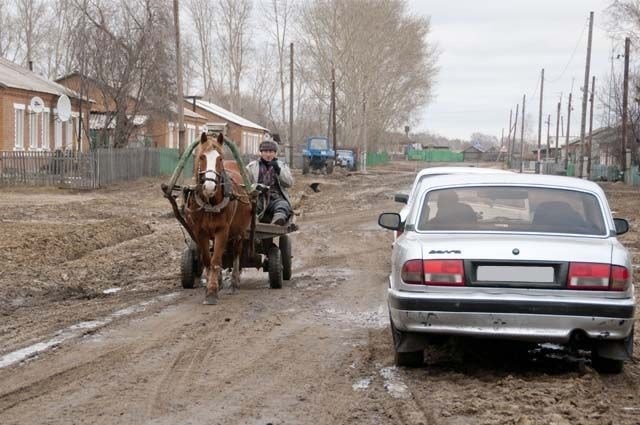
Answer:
[[547, 17, 589, 83]]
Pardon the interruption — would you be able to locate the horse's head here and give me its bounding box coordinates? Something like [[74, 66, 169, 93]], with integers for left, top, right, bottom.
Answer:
[[196, 132, 225, 198]]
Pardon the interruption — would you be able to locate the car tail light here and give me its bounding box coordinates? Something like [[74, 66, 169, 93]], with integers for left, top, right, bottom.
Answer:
[[611, 266, 630, 291], [401, 259, 423, 285], [402, 259, 465, 286], [424, 260, 465, 286], [567, 262, 630, 291]]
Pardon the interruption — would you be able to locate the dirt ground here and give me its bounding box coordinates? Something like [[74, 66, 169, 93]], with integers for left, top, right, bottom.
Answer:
[[1, 162, 640, 424]]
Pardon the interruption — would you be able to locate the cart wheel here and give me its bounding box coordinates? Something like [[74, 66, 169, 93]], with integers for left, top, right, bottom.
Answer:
[[279, 235, 292, 281], [268, 245, 283, 289], [181, 243, 202, 289]]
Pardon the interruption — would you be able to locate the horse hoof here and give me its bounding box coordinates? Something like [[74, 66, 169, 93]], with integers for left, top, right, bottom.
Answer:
[[203, 296, 218, 305]]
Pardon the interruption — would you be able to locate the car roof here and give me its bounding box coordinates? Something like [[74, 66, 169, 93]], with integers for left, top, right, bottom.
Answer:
[[415, 166, 512, 179], [415, 172, 606, 195]]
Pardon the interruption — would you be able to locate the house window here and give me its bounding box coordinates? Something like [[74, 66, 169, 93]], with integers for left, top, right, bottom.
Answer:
[[42, 111, 50, 150], [29, 111, 38, 149], [55, 118, 62, 149], [14, 105, 25, 149], [168, 123, 174, 148]]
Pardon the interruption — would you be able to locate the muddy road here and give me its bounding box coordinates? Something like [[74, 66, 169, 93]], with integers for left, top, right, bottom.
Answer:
[[1, 163, 640, 425]]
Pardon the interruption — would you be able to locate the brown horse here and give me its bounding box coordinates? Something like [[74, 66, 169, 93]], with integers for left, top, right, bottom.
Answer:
[[185, 132, 253, 304]]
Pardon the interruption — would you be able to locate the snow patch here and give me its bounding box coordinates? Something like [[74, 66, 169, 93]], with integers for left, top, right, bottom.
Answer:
[[379, 366, 410, 399]]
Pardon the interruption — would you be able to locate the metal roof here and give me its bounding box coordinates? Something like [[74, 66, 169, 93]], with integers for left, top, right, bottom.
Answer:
[[194, 99, 268, 132], [0, 57, 81, 98]]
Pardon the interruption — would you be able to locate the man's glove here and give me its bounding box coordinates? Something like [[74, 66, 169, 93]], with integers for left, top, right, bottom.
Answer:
[[270, 160, 281, 175]]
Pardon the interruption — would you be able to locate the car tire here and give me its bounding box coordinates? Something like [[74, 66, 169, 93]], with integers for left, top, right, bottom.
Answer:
[[591, 353, 624, 374], [390, 318, 424, 368]]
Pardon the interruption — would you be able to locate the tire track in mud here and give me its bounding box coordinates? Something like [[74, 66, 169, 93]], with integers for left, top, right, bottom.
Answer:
[[0, 346, 130, 415]]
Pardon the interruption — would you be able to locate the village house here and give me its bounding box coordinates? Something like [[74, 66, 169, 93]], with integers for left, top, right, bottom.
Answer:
[[56, 72, 207, 149], [185, 99, 269, 155], [0, 57, 91, 152]]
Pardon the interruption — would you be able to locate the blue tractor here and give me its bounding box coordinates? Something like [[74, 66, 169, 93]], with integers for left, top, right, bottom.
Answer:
[[302, 136, 335, 175]]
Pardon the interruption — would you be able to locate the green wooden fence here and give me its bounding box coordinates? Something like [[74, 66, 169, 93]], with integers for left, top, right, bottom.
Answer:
[[407, 149, 463, 162], [366, 152, 389, 166]]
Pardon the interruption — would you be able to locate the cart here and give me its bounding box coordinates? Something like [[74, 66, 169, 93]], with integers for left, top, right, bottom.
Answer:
[[161, 137, 297, 290]]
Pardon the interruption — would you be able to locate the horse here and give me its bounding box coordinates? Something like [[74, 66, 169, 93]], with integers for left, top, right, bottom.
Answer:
[[185, 132, 253, 305]]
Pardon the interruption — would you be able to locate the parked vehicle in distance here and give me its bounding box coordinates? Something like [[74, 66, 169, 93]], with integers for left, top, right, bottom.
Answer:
[[394, 166, 512, 238], [336, 149, 357, 171], [379, 173, 634, 373], [302, 136, 335, 175]]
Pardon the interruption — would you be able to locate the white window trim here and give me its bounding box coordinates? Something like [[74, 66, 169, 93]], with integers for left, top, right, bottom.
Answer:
[[28, 108, 38, 149], [14, 106, 25, 150]]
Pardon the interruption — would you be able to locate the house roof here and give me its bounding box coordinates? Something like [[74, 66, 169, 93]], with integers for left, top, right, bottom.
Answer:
[[0, 57, 82, 99], [194, 99, 268, 131]]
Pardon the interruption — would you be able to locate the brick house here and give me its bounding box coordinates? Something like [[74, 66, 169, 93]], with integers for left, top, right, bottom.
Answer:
[[185, 99, 268, 155], [0, 57, 91, 152], [56, 72, 207, 148]]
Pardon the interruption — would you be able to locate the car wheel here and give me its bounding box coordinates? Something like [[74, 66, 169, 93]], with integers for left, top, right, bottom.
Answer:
[[390, 318, 424, 367], [591, 353, 624, 374]]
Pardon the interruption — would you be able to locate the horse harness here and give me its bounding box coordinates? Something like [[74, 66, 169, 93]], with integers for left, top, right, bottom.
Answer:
[[185, 165, 250, 214]]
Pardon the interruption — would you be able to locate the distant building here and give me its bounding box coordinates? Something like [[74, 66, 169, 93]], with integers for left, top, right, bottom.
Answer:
[[184, 99, 268, 155], [0, 57, 91, 152]]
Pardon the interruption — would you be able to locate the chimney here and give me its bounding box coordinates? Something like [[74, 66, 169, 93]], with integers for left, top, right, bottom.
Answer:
[[28, 61, 33, 71]]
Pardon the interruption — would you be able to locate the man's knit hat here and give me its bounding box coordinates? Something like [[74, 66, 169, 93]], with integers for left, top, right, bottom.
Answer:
[[259, 139, 278, 152]]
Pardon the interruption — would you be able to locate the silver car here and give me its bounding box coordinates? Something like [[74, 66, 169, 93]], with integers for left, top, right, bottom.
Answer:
[[379, 173, 634, 373]]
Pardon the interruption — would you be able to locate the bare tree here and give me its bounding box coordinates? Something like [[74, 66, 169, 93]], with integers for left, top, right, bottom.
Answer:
[[0, 0, 19, 60], [75, 0, 176, 148], [184, 0, 225, 101], [261, 0, 294, 137], [297, 0, 438, 152], [14, 0, 50, 69], [43, 0, 83, 78], [215, 0, 252, 113]]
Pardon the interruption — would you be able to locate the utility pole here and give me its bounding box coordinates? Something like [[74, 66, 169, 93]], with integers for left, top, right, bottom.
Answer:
[[546, 114, 551, 162], [507, 109, 513, 166], [331, 67, 337, 153], [555, 100, 561, 163], [520, 94, 526, 173], [579, 11, 594, 178], [537, 68, 544, 170], [289, 43, 294, 167], [621, 37, 630, 175], [513, 103, 520, 171], [173, 0, 185, 155], [564, 92, 573, 172], [362, 93, 367, 173], [587, 76, 596, 179]]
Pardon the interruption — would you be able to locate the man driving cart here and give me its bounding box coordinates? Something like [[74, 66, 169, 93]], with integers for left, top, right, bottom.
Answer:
[[246, 134, 294, 225]]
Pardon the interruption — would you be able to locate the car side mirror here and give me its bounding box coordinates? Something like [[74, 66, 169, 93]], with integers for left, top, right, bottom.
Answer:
[[394, 193, 409, 204], [379, 212, 401, 230], [614, 218, 629, 235]]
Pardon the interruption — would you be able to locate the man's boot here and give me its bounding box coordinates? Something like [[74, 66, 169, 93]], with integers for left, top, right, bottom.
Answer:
[[271, 213, 287, 226]]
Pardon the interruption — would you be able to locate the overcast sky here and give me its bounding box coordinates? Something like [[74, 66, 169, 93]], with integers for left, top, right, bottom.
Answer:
[[408, 0, 625, 141]]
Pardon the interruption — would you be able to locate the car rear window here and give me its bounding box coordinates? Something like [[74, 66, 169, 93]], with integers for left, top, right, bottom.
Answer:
[[416, 186, 607, 235]]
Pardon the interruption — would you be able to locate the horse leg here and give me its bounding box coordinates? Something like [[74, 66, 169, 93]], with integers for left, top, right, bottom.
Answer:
[[197, 235, 211, 287], [204, 229, 229, 305], [229, 236, 243, 294]]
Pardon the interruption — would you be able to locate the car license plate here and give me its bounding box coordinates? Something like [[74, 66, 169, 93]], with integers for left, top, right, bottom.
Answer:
[[476, 266, 554, 283]]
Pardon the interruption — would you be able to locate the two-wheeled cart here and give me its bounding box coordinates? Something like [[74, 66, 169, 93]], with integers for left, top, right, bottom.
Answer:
[[161, 137, 297, 290]]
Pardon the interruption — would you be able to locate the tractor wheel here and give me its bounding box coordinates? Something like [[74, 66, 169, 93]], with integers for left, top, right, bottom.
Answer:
[[302, 157, 310, 175], [267, 245, 283, 289], [180, 244, 201, 289], [279, 235, 292, 281], [326, 159, 334, 174]]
